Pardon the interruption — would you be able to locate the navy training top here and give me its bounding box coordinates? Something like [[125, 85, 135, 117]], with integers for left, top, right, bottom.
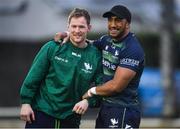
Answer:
[[93, 32, 145, 109]]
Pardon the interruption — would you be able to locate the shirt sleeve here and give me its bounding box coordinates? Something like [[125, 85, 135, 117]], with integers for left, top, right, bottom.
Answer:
[[20, 41, 54, 104], [119, 44, 144, 73]]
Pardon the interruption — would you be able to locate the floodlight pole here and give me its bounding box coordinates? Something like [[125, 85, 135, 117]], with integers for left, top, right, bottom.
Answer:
[[160, 0, 177, 117]]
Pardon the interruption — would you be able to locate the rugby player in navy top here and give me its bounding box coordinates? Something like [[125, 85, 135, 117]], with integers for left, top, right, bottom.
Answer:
[[54, 5, 145, 129]]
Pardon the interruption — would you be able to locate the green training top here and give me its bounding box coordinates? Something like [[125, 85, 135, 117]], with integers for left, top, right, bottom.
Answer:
[[20, 40, 103, 119]]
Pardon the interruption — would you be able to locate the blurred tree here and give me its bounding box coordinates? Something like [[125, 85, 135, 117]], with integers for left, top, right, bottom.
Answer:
[[160, 0, 177, 117]]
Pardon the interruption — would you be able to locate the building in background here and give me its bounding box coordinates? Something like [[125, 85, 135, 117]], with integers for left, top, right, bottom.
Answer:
[[1, 0, 180, 41]]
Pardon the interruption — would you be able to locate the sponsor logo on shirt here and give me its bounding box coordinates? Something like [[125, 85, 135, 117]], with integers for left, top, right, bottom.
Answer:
[[103, 59, 116, 70], [81, 62, 92, 73], [54, 56, 68, 63], [120, 58, 139, 67], [72, 52, 81, 57]]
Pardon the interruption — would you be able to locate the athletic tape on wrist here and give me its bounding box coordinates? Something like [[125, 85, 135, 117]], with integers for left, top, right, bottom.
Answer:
[[90, 87, 97, 95], [87, 90, 92, 97]]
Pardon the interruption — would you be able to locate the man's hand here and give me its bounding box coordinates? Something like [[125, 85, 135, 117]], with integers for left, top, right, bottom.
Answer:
[[20, 104, 35, 123], [54, 32, 69, 43], [72, 99, 89, 115], [82, 87, 96, 99]]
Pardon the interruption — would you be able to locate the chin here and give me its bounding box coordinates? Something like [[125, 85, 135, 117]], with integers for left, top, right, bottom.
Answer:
[[71, 38, 81, 42], [74, 39, 83, 43], [110, 34, 118, 38], [109, 31, 117, 35]]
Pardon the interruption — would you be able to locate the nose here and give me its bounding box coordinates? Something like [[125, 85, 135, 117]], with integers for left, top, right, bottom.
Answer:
[[109, 19, 116, 28], [74, 27, 80, 33], [111, 20, 116, 27]]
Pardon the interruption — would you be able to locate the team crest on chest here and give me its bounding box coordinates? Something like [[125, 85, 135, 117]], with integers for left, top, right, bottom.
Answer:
[[84, 62, 92, 70], [81, 62, 93, 73]]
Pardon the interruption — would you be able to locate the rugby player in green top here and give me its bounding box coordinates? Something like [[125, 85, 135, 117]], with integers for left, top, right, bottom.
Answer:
[[20, 8, 103, 128]]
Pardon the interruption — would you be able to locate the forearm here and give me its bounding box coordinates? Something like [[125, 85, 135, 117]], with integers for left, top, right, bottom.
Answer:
[[82, 80, 126, 100], [95, 79, 127, 96], [83, 67, 136, 99], [95, 68, 135, 96], [96, 81, 118, 96]]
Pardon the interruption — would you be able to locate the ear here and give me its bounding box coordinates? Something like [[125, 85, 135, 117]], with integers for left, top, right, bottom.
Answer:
[[88, 24, 92, 32], [67, 24, 70, 32], [126, 23, 130, 29]]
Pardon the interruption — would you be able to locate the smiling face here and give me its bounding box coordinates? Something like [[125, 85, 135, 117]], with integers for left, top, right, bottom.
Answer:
[[108, 16, 130, 40], [68, 16, 91, 46]]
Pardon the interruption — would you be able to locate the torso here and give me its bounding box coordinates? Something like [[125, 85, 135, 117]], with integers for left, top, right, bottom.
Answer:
[[94, 33, 145, 108]]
